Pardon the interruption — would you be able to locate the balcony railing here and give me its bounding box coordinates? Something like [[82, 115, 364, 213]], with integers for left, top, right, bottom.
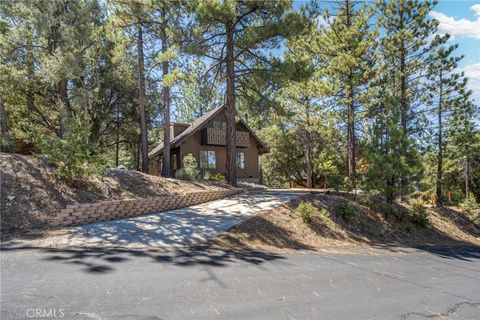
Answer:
[[203, 128, 250, 147]]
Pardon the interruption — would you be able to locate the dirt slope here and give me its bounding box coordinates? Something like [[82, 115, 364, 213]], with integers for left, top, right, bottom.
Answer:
[[0, 153, 233, 235], [211, 192, 480, 251]]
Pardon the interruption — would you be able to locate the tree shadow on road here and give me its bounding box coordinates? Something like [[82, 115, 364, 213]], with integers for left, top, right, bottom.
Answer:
[[1, 243, 290, 275]]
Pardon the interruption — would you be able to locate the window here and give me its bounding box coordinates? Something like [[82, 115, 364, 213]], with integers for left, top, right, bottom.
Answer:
[[213, 121, 226, 130], [236, 152, 245, 169], [200, 150, 216, 169]]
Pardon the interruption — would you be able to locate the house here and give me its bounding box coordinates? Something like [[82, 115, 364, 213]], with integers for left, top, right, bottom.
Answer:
[[148, 105, 269, 183]]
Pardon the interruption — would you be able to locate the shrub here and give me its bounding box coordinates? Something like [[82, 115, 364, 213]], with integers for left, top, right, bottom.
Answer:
[[326, 175, 346, 192], [410, 204, 429, 227], [319, 208, 330, 219], [460, 196, 479, 214], [175, 154, 200, 181], [203, 171, 225, 181], [0, 138, 15, 153], [297, 201, 317, 223], [37, 120, 105, 181], [334, 202, 356, 222]]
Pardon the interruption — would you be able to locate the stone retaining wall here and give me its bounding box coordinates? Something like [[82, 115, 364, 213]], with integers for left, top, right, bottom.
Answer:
[[52, 189, 241, 227]]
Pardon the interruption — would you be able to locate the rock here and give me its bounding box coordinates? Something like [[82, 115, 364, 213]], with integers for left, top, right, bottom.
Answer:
[[7, 195, 15, 201]]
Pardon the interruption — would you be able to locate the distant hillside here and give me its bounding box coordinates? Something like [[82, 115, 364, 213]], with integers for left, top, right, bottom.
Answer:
[[0, 153, 233, 236]]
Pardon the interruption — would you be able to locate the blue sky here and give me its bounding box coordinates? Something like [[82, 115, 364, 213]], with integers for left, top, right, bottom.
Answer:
[[290, 0, 480, 103], [431, 1, 480, 102]]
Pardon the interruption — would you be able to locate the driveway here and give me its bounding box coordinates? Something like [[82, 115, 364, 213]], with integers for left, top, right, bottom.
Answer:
[[15, 190, 306, 248], [1, 245, 478, 319]]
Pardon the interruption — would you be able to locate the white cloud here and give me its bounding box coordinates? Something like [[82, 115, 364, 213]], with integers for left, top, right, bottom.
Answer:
[[430, 4, 480, 39], [471, 4, 480, 16], [468, 81, 480, 104], [462, 63, 480, 81], [316, 16, 330, 29], [458, 63, 480, 103]]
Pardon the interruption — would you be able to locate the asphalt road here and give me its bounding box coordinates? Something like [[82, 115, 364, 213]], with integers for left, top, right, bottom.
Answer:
[[1, 245, 479, 320]]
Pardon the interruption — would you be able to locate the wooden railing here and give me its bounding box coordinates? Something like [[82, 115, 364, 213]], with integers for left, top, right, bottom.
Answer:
[[204, 128, 250, 147]]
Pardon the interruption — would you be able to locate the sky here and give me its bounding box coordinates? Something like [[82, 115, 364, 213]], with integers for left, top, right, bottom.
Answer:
[[432, 1, 480, 102], [290, 0, 480, 103]]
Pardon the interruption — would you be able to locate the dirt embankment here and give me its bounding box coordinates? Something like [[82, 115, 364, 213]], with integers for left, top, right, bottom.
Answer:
[[211, 192, 480, 251], [0, 153, 234, 235]]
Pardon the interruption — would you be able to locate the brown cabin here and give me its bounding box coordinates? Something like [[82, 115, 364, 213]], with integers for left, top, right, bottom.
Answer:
[[148, 105, 269, 183]]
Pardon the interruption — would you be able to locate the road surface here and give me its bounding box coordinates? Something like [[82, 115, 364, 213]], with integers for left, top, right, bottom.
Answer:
[[1, 245, 479, 319]]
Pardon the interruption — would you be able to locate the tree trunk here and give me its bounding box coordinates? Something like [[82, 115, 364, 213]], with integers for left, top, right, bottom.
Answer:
[[465, 153, 470, 199], [58, 78, 69, 138], [26, 30, 35, 119], [160, 9, 171, 177], [347, 88, 356, 192], [115, 106, 120, 167], [0, 95, 10, 146], [305, 100, 313, 189], [306, 143, 313, 188], [435, 72, 443, 207], [399, 8, 408, 196], [136, 25, 149, 173], [345, 1, 356, 194], [225, 21, 237, 186], [136, 134, 141, 171], [89, 117, 101, 148]]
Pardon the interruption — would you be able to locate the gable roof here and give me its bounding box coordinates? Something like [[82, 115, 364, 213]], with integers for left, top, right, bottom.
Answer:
[[148, 105, 269, 158]]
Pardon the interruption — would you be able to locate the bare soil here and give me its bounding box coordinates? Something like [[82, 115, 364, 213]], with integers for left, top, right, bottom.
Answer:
[[210, 192, 480, 252], [0, 153, 234, 237]]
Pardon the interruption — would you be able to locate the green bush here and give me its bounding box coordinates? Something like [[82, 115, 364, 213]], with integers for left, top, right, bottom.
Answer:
[[460, 196, 479, 214], [38, 120, 104, 181], [175, 153, 200, 181], [369, 201, 399, 216], [326, 175, 346, 192], [203, 171, 225, 181], [319, 208, 330, 219], [0, 138, 15, 153], [297, 201, 317, 223], [410, 204, 429, 227], [334, 202, 356, 222]]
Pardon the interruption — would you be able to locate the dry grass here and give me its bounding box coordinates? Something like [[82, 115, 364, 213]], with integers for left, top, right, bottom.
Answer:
[[210, 192, 480, 252]]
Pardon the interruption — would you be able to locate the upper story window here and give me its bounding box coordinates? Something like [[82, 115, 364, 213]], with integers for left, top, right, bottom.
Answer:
[[200, 150, 216, 169], [212, 121, 226, 130], [236, 152, 245, 169]]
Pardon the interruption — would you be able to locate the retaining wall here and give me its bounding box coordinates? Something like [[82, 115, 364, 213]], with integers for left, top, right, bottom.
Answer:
[[52, 189, 241, 227]]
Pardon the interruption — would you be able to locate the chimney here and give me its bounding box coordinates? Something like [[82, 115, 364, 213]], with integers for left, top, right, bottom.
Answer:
[[170, 123, 189, 139]]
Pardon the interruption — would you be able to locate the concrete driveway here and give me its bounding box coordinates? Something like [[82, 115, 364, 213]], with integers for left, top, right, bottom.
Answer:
[[20, 190, 306, 248]]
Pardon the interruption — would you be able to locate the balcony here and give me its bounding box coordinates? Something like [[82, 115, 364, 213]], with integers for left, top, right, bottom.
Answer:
[[203, 128, 250, 147]]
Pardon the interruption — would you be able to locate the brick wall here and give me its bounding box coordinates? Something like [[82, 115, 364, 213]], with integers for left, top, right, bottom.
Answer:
[[52, 189, 241, 227]]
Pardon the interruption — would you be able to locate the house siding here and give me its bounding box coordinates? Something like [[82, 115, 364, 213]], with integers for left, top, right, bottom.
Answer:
[[148, 110, 263, 179], [179, 113, 259, 178], [178, 127, 259, 179]]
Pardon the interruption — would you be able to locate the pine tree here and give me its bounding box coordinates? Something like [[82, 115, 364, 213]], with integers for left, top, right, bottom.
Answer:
[[279, 11, 329, 188], [377, 0, 441, 195], [426, 37, 466, 206], [446, 93, 479, 200], [150, 0, 186, 177], [188, 0, 305, 186], [314, 0, 377, 192], [175, 59, 222, 123]]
